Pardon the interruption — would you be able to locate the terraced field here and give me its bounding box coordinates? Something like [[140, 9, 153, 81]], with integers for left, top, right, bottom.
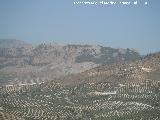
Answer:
[[0, 80, 160, 120]]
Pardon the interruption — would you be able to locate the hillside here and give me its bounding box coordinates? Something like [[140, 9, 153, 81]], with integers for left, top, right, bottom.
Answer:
[[0, 52, 160, 120], [54, 52, 160, 85]]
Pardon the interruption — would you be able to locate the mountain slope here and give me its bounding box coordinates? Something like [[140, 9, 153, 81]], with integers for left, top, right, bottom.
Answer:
[[0, 52, 160, 120], [53, 52, 160, 85], [0, 40, 141, 85]]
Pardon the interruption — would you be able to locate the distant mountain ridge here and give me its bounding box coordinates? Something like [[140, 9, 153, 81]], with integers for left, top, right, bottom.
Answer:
[[0, 39, 32, 48], [0, 39, 141, 85]]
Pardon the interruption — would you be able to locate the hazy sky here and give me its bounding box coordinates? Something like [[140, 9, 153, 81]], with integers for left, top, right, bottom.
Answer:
[[0, 0, 160, 54]]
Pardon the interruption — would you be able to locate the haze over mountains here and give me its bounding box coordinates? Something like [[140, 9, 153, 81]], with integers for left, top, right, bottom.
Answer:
[[0, 39, 141, 85]]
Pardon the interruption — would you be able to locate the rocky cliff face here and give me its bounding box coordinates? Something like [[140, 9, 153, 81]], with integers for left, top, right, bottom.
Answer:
[[0, 39, 141, 85]]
